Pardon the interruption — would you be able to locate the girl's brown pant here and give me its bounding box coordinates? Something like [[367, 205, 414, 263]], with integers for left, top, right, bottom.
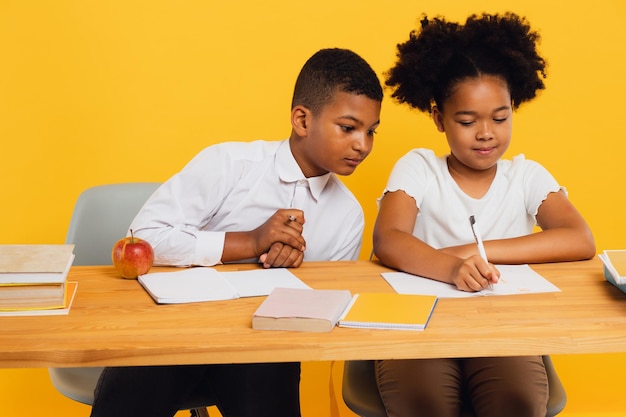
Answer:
[[375, 356, 548, 417]]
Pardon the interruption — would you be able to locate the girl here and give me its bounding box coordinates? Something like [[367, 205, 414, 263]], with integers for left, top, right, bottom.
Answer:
[[374, 13, 595, 417]]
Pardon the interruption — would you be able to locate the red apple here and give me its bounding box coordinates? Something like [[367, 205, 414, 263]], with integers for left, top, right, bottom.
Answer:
[[111, 230, 154, 279]]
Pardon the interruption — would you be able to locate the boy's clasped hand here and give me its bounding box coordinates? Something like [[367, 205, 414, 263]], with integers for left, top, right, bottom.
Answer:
[[256, 209, 306, 269]]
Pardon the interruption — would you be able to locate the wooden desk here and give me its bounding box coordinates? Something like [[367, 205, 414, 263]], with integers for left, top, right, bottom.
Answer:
[[1, 258, 625, 368]]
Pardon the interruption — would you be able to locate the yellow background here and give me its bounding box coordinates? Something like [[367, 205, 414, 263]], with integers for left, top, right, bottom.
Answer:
[[1, 0, 625, 416]]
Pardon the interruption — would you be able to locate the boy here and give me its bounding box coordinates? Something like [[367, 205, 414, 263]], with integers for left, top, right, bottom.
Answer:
[[90, 48, 383, 417]]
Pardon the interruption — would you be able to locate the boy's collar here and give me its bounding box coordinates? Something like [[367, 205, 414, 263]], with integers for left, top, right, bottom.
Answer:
[[276, 139, 331, 201]]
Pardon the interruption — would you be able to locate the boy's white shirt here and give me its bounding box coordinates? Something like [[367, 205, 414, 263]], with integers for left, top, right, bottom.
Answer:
[[130, 139, 364, 266]]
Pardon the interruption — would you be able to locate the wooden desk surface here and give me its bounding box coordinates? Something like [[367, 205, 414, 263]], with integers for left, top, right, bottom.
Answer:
[[1, 258, 625, 368]]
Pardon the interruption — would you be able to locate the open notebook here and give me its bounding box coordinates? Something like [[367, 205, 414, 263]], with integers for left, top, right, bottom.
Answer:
[[138, 267, 311, 304]]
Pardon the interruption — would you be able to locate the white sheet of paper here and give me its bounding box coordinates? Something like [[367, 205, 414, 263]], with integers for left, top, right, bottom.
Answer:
[[381, 264, 560, 298], [220, 268, 311, 297]]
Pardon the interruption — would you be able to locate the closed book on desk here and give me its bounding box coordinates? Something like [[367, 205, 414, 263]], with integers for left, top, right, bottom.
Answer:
[[0, 244, 75, 284], [0, 281, 78, 316], [338, 293, 438, 331], [0, 282, 65, 310], [252, 287, 353, 332]]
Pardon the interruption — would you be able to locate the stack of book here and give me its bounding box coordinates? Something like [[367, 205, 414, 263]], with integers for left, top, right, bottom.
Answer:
[[0, 244, 77, 316]]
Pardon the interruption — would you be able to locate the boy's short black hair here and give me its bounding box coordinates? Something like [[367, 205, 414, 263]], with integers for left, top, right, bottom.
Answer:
[[292, 48, 383, 115]]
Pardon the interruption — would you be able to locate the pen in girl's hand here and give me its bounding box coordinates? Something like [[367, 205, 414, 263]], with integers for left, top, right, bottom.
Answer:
[[469, 215, 493, 289]]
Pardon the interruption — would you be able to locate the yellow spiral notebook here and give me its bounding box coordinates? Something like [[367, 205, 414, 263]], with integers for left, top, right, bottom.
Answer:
[[338, 292, 438, 331]]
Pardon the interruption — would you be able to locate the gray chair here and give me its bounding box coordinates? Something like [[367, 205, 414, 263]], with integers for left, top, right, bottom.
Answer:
[[342, 356, 566, 417], [48, 182, 211, 417]]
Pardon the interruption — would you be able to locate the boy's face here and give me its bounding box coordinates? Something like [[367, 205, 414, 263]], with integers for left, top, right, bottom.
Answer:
[[293, 91, 381, 178]]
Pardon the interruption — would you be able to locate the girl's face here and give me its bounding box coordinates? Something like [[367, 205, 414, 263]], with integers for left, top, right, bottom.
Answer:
[[433, 75, 512, 176]]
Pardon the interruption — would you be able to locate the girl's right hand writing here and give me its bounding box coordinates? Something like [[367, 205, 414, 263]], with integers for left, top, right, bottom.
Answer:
[[451, 255, 500, 292]]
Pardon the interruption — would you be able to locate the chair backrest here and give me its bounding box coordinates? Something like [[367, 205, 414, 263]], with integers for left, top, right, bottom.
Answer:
[[65, 183, 161, 266], [52, 182, 215, 414]]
